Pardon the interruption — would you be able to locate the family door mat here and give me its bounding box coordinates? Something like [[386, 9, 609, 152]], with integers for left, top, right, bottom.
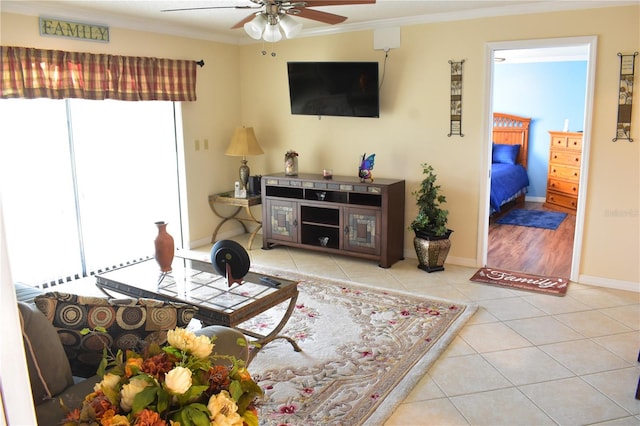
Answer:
[[496, 209, 567, 230], [470, 267, 569, 296]]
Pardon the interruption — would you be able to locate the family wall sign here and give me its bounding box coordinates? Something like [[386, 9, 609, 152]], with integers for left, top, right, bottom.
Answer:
[[39, 17, 109, 43]]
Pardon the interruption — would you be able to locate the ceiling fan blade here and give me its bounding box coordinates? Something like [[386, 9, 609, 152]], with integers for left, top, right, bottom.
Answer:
[[231, 13, 259, 29], [161, 5, 258, 12], [293, 8, 347, 25], [301, 0, 375, 6]]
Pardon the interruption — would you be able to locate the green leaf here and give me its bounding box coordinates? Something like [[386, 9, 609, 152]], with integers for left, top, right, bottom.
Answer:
[[243, 409, 259, 426], [131, 386, 158, 414], [157, 388, 170, 413], [229, 380, 243, 401]]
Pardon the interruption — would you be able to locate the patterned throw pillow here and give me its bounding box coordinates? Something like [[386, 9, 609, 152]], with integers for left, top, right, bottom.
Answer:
[[34, 292, 197, 377]]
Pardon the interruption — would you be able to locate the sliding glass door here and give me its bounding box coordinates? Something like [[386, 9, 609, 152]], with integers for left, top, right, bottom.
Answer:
[[0, 98, 182, 286]]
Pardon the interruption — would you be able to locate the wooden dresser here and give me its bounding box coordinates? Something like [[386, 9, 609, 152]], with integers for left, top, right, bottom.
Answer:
[[544, 131, 583, 214]]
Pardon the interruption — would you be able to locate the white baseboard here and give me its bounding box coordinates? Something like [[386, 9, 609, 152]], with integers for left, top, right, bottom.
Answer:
[[577, 274, 639, 293], [525, 195, 546, 203]]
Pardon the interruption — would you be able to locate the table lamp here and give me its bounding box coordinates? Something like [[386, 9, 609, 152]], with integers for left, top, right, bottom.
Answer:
[[225, 127, 264, 191]]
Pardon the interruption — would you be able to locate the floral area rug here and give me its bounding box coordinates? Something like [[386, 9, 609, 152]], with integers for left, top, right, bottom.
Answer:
[[240, 268, 477, 426]]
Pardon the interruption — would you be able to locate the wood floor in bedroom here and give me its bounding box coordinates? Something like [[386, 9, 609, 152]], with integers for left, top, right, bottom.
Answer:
[[487, 201, 576, 278]]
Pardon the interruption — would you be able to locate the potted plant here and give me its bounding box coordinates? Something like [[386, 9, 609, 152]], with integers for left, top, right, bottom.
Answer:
[[409, 163, 452, 272]]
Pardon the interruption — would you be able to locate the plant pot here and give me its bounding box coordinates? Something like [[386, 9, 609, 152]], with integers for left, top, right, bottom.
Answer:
[[413, 230, 452, 273]]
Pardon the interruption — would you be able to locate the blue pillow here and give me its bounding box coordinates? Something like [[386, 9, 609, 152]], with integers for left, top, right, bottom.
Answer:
[[492, 143, 520, 165]]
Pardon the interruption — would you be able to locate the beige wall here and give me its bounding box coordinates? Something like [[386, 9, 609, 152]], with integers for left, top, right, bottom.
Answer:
[[2, 5, 638, 287], [237, 6, 640, 287]]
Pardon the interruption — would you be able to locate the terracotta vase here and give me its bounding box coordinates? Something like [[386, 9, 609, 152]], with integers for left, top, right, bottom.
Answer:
[[154, 221, 174, 272]]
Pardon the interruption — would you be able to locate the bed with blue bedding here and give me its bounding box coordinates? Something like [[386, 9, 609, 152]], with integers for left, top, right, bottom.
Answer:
[[490, 113, 531, 214]]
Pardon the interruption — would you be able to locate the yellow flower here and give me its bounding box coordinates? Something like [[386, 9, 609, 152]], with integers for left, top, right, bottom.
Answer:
[[165, 366, 192, 395], [189, 334, 214, 359], [207, 391, 242, 426], [94, 373, 121, 394], [167, 328, 214, 359], [120, 377, 151, 412]]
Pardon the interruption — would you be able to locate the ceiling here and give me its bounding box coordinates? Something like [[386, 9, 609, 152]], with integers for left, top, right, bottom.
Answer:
[[2, 0, 635, 45]]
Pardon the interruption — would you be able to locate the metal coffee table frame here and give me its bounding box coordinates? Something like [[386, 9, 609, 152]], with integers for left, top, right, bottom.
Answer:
[[96, 256, 300, 362]]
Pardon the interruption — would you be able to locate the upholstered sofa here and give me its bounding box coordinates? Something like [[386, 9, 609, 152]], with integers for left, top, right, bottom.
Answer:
[[16, 284, 248, 426]]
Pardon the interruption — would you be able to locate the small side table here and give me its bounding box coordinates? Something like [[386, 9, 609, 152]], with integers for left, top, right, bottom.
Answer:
[[208, 191, 262, 250]]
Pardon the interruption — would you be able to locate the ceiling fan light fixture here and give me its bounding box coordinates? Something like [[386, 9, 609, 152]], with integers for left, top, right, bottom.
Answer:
[[279, 14, 303, 39], [244, 13, 267, 40], [263, 23, 282, 43]]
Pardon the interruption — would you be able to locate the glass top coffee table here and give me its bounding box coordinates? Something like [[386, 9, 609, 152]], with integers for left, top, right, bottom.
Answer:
[[95, 256, 300, 360]]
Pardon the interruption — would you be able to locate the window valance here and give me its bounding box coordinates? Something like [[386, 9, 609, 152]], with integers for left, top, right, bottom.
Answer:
[[1, 46, 198, 101]]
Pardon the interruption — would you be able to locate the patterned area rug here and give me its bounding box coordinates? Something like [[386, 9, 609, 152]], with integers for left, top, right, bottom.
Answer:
[[240, 267, 477, 426]]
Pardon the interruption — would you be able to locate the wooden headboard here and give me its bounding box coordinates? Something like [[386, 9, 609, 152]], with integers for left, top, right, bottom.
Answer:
[[493, 112, 531, 169]]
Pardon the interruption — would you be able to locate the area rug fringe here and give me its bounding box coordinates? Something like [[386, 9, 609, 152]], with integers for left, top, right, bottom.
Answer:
[[248, 265, 478, 425]]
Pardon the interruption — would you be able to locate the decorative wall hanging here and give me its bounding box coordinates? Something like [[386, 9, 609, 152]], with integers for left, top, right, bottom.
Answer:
[[448, 60, 464, 137], [40, 17, 109, 43], [613, 52, 637, 142]]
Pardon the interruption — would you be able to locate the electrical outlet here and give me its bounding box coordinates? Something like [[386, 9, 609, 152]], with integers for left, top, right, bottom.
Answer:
[[204, 139, 209, 150], [195, 139, 200, 151]]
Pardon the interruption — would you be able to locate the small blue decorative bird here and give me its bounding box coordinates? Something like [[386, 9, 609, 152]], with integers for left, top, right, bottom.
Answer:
[[359, 153, 375, 182]]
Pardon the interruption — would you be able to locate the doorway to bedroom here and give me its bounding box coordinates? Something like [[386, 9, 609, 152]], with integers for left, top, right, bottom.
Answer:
[[481, 36, 597, 281]]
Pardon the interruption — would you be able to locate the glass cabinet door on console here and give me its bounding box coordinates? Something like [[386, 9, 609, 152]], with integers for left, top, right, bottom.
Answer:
[[266, 199, 298, 243], [343, 207, 381, 255]]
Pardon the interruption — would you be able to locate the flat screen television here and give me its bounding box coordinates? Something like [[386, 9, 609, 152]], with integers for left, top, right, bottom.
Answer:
[[287, 61, 379, 118]]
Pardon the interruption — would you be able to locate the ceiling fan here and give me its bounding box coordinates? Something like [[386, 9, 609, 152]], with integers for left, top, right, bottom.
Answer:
[[162, 0, 376, 42]]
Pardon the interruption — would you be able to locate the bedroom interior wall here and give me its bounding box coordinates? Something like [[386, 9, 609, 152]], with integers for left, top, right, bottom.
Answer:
[[493, 61, 587, 199]]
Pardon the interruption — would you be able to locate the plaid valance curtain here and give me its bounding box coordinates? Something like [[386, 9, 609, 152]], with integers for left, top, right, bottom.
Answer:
[[0, 46, 197, 101]]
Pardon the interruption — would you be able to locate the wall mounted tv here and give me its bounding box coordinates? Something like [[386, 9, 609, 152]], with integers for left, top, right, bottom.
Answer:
[[287, 61, 379, 118]]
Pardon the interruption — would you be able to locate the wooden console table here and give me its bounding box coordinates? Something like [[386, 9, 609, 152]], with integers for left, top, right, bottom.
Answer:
[[261, 173, 405, 268], [208, 191, 262, 250]]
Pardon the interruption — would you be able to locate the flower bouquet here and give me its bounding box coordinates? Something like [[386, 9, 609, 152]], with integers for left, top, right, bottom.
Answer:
[[62, 327, 262, 426]]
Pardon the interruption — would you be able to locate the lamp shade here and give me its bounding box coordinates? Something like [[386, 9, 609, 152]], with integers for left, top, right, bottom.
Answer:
[[225, 127, 264, 157], [263, 23, 282, 43], [244, 14, 267, 40], [279, 15, 302, 39]]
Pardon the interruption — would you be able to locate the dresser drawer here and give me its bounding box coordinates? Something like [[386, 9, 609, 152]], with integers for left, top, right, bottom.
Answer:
[[550, 134, 583, 150], [548, 178, 579, 196], [551, 135, 568, 148], [549, 164, 580, 181], [567, 136, 583, 151], [546, 192, 577, 211], [550, 150, 581, 166]]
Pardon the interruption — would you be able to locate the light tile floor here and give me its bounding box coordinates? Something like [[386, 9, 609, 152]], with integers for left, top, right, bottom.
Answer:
[[193, 236, 640, 426]]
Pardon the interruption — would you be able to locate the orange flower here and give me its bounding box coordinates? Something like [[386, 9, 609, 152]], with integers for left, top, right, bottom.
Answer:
[[87, 392, 118, 419], [141, 353, 174, 382], [125, 357, 144, 377], [206, 365, 230, 395], [236, 368, 252, 382], [64, 408, 81, 423], [134, 409, 167, 426], [100, 410, 129, 425]]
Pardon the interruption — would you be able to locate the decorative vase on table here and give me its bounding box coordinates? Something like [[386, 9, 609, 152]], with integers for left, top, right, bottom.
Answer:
[[154, 221, 174, 272], [284, 150, 298, 176]]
